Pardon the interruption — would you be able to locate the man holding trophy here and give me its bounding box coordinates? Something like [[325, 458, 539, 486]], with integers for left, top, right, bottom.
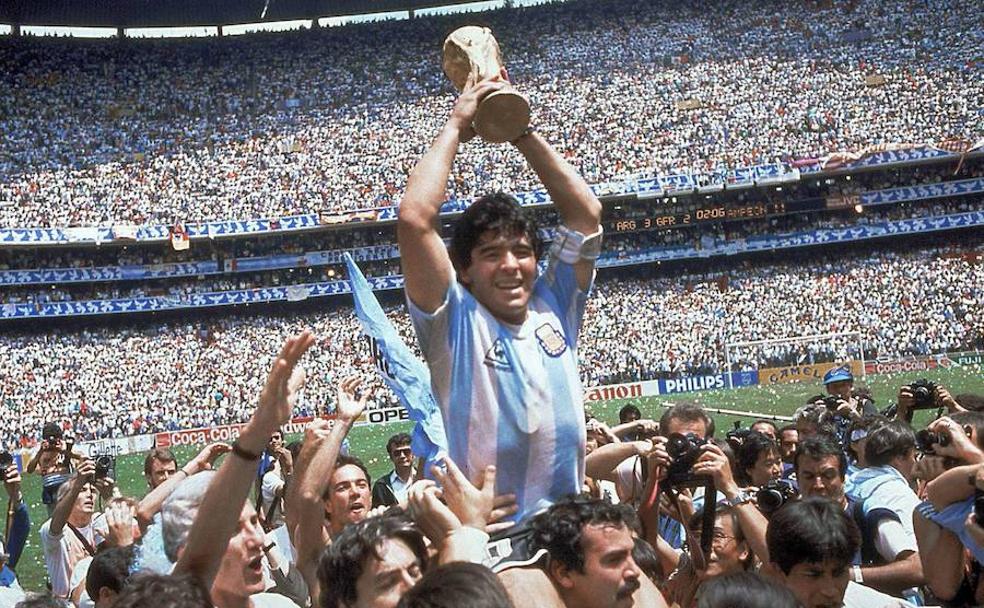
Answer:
[[398, 26, 667, 608]]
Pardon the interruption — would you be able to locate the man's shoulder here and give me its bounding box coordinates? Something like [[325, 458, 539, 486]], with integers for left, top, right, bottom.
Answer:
[[372, 471, 396, 490], [844, 581, 916, 607]]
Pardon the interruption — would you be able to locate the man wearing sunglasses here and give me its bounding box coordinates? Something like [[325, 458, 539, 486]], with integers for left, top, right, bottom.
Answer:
[[373, 433, 416, 508]]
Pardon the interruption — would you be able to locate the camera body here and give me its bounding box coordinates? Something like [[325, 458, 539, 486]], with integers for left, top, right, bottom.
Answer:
[[821, 395, 843, 411], [909, 379, 939, 410], [725, 421, 751, 452], [915, 429, 950, 454], [756, 479, 797, 515], [665, 432, 709, 485], [94, 454, 116, 480]]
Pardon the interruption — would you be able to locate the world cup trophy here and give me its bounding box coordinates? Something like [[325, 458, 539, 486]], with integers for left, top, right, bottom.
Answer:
[[442, 26, 530, 144]]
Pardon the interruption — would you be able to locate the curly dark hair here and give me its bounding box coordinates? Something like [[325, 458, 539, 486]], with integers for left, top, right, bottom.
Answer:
[[531, 494, 639, 573], [449, 192, 541, 274], [319, 510, 429, 608], [113, 573, 212, 608]]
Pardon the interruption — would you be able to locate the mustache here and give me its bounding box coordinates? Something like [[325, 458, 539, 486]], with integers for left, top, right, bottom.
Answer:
[[617, 578, 640, 599]]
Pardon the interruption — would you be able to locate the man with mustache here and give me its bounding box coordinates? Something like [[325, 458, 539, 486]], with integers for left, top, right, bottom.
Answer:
[[531, 496, 651, 608]]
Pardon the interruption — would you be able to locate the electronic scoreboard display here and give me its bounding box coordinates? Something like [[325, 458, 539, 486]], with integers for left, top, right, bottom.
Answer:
[[606, 198, 824, 233]]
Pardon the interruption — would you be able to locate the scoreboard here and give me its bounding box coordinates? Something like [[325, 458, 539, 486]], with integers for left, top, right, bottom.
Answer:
[[606, 198, 825, 233]]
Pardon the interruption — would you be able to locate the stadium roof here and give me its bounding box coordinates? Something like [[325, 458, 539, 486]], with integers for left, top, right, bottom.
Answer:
[[0, 0, 489, 28]]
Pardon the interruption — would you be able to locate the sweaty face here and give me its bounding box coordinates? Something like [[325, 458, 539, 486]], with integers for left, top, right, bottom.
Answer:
[[147, 458, 178, 489], [690, 513, 749, 580], [353, 538, 423, 608], [560, 523, 641, 608], [748, 448, 782, 487], [327, 464, 371, 535], [210, 503, 267, 602], [776, 559, 850, 608], [460, 231, 537, 325], [797, 455, 845, 504]]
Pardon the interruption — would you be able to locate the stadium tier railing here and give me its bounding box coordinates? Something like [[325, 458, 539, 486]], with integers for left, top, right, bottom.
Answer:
[[0, 146, 979, 247], [3, 209, 983, 319], [2, 176, 982, 287]]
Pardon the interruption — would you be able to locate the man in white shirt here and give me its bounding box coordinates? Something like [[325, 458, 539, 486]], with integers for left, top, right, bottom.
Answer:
[[39, 459, 103, 599]]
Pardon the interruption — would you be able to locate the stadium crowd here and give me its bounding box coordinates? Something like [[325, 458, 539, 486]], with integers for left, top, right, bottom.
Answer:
[[1, 243, 980, 449], [0, 0, 981, 227]]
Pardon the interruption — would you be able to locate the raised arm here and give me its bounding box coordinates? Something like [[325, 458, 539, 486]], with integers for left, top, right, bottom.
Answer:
[[174, 331, 313, 587], [286, 375, 368, 606], [512, 131, 602, 290], [49, 459, 95, 536], [398, 76, 512, 313]]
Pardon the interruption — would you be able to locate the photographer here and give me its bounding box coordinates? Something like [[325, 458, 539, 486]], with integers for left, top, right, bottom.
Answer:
[[27, 423, 84, 517], [821, 366, 877, 419], [912, 416, 984, 603], [844, 422, 924, 599], [661, 443, 770, 607], [40, 459, 103, 599], [894, 381, 965, 423]]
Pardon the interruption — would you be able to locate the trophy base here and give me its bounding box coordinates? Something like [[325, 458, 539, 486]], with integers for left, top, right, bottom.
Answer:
[[474, 90, 531, 144]]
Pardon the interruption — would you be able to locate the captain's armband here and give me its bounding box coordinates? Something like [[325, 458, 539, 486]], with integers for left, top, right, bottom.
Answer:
[[549, 225, 604, 264]]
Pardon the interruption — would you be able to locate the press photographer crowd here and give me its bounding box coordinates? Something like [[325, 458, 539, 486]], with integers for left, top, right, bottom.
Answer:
[[5, 354, 984, 608]]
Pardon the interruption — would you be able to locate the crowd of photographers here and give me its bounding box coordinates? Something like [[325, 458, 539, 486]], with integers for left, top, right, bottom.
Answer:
[[5, 345, 984, 607], [1, 0, 980, 227]]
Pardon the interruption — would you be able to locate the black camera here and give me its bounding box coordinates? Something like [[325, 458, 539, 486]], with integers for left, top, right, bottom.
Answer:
[[821, 395, 843, 411], [665, 432, 709, 485], [725, 421, 751, 452], [915, 429, 950, 454], [909, 379, 939, 410], [0, 452, 12, 470], [94, 455, 116, 480], [756, 479, 798, 515]]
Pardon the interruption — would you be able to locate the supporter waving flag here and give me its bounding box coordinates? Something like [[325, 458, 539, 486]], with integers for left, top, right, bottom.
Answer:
[[343, 253, 448, 473]]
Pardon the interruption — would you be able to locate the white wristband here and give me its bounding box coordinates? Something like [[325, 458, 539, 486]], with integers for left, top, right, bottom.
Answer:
[[852, 565, 864, 583]]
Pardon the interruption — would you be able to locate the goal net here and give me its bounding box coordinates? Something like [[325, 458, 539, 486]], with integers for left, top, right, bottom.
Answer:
[[723, 331, 866, 389]]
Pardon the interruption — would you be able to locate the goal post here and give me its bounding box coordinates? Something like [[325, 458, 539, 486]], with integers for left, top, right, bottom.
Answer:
[[723, 331, 866, 389]]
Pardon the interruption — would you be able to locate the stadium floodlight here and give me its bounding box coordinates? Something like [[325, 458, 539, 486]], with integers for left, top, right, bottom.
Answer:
[[724, 331, 865, 390]]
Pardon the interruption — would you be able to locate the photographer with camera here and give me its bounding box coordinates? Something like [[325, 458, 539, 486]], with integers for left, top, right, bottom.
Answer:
[[894, 380, 964, 424], [821, 366, 877, 418], [39, 458, 103, 600], [660, 441, 771, 606], [27, 423, 85, 517], [912, 414, 984, 604]]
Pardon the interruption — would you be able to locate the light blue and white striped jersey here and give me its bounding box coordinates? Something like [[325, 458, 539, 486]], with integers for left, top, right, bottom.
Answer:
[[408, 258, 590, 521]]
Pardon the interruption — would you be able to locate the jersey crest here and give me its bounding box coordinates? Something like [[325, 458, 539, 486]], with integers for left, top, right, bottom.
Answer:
[[535, 323, 567, 357]]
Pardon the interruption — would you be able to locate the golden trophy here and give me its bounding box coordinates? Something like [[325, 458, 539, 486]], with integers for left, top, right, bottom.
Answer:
[[442, 26, 531, 144]]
